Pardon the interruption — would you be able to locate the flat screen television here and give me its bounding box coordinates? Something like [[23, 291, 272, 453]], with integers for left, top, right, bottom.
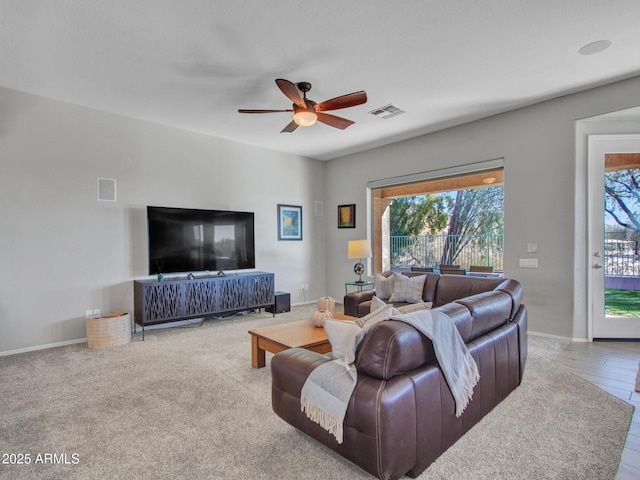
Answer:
[[147, 206, 255, 275]]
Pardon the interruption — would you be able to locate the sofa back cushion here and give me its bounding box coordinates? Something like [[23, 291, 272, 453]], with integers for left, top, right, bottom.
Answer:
[[356, 321, 434, 379], [433, 275, 503, 307], [356, 303, 473, 379], [495, 279, 523, 319], [354, 277, 523, 379], [454, 290, 513, 341]]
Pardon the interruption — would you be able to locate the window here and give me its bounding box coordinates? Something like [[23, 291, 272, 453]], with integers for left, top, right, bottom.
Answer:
[[368, 161, 504, 273]]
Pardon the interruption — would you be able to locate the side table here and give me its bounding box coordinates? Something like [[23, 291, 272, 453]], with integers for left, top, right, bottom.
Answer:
[[345, 281, 374, 294]]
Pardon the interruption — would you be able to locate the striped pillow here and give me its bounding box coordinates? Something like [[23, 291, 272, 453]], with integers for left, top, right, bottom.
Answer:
[[389, 273, 426, 304], [356, 304, 397, 329], [374, 273, 395, 300], [369, 295, 388, 313]]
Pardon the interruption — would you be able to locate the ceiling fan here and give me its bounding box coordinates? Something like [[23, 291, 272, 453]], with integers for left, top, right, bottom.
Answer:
[[238, 79, 367, 133]]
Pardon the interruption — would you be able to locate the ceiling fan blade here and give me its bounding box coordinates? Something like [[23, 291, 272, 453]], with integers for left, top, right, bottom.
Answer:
[[316, 112, 355, 130], [315, 91, 367, 112], [280, 120, 299, 133], [275, 79, 306, 108], [238, 109, 292, 114]]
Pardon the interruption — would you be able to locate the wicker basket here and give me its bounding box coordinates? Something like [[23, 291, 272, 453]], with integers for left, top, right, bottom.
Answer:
[[86, 311, 131, 349]]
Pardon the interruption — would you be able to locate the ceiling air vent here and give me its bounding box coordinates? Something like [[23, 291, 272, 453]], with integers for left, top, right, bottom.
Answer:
[[369, 104, 406, 119]]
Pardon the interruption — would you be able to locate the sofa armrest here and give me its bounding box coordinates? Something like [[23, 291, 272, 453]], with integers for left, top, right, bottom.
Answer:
[[343, 290, 376, 317], [271, 348, 333, 426]]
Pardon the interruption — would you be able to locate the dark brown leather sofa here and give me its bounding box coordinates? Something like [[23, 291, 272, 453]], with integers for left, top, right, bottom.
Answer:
[[271, 272, 527, 480]]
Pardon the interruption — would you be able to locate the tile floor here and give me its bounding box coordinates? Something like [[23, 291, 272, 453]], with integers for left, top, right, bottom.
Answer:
[[552, 340, 640, 479]]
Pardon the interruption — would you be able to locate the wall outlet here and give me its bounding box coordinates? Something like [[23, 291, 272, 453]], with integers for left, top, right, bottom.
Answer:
[[85, 309, 93, 318], [300, 284, 309, 291]]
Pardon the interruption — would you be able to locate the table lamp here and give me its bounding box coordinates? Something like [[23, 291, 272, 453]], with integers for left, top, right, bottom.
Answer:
[[348, 239, 372, 283]]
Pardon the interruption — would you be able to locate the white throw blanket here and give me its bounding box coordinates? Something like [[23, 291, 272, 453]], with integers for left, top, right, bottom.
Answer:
[[300, 360, 357, 444], [391, 309, 480, 417], [300, 309, 480, 442]]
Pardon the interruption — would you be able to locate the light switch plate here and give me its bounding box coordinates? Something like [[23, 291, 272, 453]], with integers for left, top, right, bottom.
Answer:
[[527, 243, 538, 253], [519, 258, 538, 268]]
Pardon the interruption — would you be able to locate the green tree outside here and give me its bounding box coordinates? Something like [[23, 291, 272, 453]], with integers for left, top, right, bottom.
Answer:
[[390, 186, 504, 267], [390, 195, 448, 236]]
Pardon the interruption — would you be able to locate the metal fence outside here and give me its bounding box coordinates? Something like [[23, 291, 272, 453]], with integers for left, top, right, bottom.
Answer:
[[605, 231, 640, 276], [390, 234, 504, 271], [391, 232, 640, 276]]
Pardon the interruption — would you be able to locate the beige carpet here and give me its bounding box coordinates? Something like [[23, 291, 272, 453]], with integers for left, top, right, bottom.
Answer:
[[0, 306, 633, 480]]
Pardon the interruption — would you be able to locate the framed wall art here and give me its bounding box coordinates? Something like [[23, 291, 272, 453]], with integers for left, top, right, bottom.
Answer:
[[338, 204, 356, 228], [277, 204, 302, 241]]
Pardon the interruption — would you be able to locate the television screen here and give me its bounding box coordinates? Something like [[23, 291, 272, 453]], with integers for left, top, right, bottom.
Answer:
[[147, 206, 255, 275]]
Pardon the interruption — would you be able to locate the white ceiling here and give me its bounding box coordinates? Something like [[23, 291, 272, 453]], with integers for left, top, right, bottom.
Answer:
[[2, 1, 640, 160]]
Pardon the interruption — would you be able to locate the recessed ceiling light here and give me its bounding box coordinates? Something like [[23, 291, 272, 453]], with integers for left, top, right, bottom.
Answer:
[[579, 39, 612, 55]]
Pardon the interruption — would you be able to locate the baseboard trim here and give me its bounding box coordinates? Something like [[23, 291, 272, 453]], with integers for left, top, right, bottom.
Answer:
[[528, 331, 589, 343], [291, 301, 317, 307], [0, 338, 87, 357]]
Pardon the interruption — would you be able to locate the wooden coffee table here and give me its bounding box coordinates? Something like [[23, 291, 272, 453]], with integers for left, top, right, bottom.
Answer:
[[248, 313, 356, 368]]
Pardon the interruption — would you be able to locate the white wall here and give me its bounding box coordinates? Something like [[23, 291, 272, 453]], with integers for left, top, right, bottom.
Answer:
[[0, 87, 326, 354], [3, 76, 640, 354], [325, 76, 640, 340]]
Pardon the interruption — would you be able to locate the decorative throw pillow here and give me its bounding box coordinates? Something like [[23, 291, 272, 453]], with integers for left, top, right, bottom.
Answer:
[[397, 301, 433, 313], [374, 273, 395, 300], [389, 273, 426, 304], [369, 295, 388, 313], [324, 319, 365, 365], [356, 303, 396, 328], [360, 305, 397, 331]]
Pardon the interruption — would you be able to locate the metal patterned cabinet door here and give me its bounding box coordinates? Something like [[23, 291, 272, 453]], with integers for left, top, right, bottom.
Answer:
[[248, 273, 275, 307], [141, 281, 185, 323]]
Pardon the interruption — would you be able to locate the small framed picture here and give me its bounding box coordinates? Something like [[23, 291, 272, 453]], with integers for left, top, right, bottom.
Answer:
[[277, 204, 303, 241], [338, 204, 356, 228]]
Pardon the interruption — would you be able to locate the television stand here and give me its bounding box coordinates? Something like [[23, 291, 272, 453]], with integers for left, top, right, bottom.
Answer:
[[133, 271, 275, 337]]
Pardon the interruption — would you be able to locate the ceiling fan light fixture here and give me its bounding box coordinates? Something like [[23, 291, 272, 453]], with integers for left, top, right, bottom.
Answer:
[[240, 79, 366, 132], [293, 110, 317, 127]]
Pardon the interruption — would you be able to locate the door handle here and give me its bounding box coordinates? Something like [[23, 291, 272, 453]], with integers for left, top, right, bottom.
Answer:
[[593, 263, 603, 269]]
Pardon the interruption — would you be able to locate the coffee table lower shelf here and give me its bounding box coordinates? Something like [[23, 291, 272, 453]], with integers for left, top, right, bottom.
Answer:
[[248, 313, 355, 368]]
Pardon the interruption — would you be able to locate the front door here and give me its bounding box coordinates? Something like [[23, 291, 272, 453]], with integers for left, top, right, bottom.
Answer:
[[589, 134, 640, 339]]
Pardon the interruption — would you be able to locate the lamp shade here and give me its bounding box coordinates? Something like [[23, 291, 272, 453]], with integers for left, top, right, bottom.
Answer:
[[348, 240, 372, 259]]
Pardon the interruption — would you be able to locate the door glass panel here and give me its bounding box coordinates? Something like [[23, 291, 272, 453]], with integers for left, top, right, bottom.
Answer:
[[604, 164, 640, 319]]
